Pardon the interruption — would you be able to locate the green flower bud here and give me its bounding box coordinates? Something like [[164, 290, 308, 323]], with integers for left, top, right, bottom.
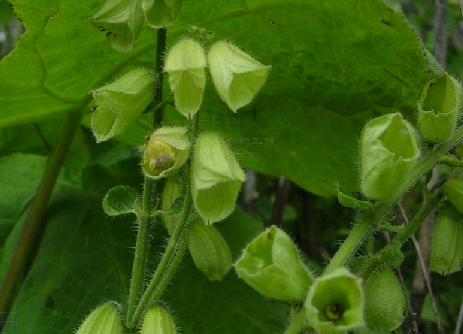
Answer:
[[442, 178, 463, 214], [141, 304, 177, 334], [360, 113, 420, 200], [235, 226, 312, 302], [92, 68, 155, 143], [91, 0, 144, 52], [190, 133, 245, 223], [364, 266, 406, 333], [207, 41, 271, 112], [188, 218, 232, 281], [142, 0, 181, 29], [142, 127, 190, 180], [305, 268, 364, 334], [76, 302, 123, 334], [162, 176, 184, 234], [430, 213, 463, 275], [164, 39, 207, 119], [418, 73, 463, 143]]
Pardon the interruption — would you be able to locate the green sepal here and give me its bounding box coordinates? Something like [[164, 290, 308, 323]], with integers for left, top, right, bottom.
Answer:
[[364, 266, 407, 333], [360, 113, 420, 200], [102, 185, 139, 216], [304, 267, 364, 334], [141, 304, 177, 334], [418, 73, 463, 144], [142, 0, 181, 29], [76, 302, 124, 334], [190, 133, 245, 224], [207, 41, 271, 112], [430, 213, 463, 275], [377, 240, 404, 268], [188, 218, 233, 281], [235, 226, 313, 302], [91, 0, 144, 52], [337, 187, 373, 210], [164, 39, 207, 119], [142, 127, 191, 180], [91, 68, 155, 142]]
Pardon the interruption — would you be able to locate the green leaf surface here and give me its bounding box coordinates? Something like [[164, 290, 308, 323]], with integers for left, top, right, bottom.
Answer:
[[102, 185, 139, 216], [7, 181, 287, 333], [0, 0, 438, 197]]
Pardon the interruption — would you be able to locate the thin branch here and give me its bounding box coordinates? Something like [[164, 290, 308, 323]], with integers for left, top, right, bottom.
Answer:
[[0, 109, 82, 319], [456, 297, 463, 334], [270, 176, 291, 227], [398, 202, 444, 334], [435, 0, 448, 68]]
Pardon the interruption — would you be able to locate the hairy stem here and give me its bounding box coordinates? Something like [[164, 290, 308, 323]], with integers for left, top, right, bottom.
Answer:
[[126, 27, 168, 324], [129, 168, 192, 328], [126, 177, 154, 323], [284, 307, 309, 334], [0, 110, 82, 316], [325, 123, 463, 274]]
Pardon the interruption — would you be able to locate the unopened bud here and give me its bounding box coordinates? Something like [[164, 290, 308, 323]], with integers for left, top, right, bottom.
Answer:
[[442, 178, 463, 214], [141, 304, 177, 334], [430, 212, 463, 275], [364, 266, 406, 333], [162, 176, 184, 234], [188, 218, 232, 281], [76, 302, 123, 334]]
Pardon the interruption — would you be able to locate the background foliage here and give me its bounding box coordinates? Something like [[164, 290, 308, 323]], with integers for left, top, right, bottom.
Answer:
[[0, 0, 462, 333]]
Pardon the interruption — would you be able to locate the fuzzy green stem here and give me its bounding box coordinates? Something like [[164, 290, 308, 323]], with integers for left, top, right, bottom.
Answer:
[[126, 27, 168, 325], [126, 177, 154, 323], [325, 124, 463, 274], [129, 168, 192, 328], [154, 28, 167, 128], [284, 307, 309, 334], [0, 109, 82, 316]]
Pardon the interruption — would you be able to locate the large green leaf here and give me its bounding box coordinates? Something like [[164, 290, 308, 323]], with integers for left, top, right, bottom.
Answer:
[[8, 190, 288, 333], [0, 0, 438, 196]]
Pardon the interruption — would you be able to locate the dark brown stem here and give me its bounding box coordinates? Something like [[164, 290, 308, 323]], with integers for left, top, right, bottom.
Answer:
[[270, 176, 291, 227], [0, 110, 82, 320]]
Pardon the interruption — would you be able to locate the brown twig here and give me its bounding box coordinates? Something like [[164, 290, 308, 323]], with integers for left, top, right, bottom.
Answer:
[[270, 176, 291, 227]]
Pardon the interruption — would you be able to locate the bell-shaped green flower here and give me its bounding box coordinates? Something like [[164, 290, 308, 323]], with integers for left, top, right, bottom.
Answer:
[[442, 178, 463, 214], [190, 133, 245, 223], [141, 304, 177, 334], [188, 218, 232, 281], [364, 266, 406, 333], [164, 39, 207, 119], [91, 0, 144, 52], [305, 267, 364, 334], [142, 127, 190, 180], [235, 226, 313, 302], [207, 41, 271, 112], [162, 175, 184, 234], [418, 73, 463, 143], [92, 68, 155, 143], [142, 0, 181, 29], [76, 302, 123, 334], [360, 113, 420, 200], [430, 212, 463, 275]]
